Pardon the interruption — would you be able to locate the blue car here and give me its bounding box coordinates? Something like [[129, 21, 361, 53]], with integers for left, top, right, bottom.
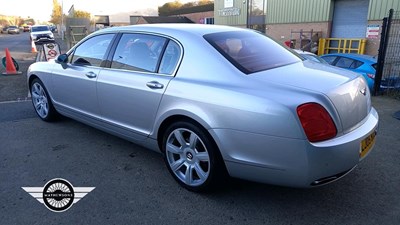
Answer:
[[321, 53, 377, 91]]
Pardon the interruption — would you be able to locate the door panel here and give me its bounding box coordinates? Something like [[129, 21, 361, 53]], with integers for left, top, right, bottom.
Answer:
[[96, 33, 180, 139], [97, 69, 173, 138], [51, 64, 101, 117], [51, 33, 115, 118]]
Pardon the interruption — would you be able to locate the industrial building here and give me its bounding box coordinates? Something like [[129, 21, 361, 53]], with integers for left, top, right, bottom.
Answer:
[[214, 0, 400, 55]]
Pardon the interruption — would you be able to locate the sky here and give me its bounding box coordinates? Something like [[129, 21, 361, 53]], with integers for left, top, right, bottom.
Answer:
[[0, 0, 194, 22]]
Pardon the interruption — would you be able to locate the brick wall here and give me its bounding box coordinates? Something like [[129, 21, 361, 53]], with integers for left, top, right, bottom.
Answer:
[[266, 21, 382, 55], [266, 22, 330, 46]]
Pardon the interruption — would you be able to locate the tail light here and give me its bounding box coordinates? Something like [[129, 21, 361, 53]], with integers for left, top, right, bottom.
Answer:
[[367, 73, 375, 79], [297, 103, 337, 142]]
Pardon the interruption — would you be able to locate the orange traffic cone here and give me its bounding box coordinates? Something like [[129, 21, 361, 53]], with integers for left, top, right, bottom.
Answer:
[[31, 40, 37, 53], [2, 48, 22, 75]]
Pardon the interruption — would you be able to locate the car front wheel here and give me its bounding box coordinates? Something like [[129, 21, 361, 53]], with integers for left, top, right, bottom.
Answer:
[[30, 78, 58, 121], [162, 121, 226, 192]]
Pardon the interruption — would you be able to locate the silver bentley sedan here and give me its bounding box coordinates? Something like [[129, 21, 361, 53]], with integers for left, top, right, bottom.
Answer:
[[27, 24, 378, 192]]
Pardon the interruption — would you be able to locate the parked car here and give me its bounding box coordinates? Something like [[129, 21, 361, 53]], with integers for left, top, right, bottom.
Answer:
[[23, 26, 30, 32], [27, 24, 378, 192], [7, 26, 20, 34], [321, 53, 377, 90], [293, 49, 328, 64], [321, 53, 400, 92], [30, 25, 54, 44], [1, 26, 8, 34], [49, 25, 57, 32]]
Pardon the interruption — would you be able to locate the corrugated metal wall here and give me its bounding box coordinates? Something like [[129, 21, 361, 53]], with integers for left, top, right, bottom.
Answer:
[[266, 0, 332, 24], [214, 0, 400, 25], [214, 0, 247, 26], [368, 0, 400, 20]]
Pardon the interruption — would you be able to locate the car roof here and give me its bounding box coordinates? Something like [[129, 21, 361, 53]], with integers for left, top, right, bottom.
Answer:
[[322, 53, 377, 63], [95, 24, 248, 37]]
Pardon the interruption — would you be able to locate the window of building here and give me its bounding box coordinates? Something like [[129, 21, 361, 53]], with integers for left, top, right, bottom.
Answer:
[[204, 17, 214, 24]]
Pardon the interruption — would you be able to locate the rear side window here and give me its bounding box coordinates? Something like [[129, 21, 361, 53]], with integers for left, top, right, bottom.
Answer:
[[111, 33, 167, 73], [335, 57, 364, 69], [321, 56, 337, 65], [159, 41, 181, 75], [204, 31, 300, 74], [350, 60, 364, 69]]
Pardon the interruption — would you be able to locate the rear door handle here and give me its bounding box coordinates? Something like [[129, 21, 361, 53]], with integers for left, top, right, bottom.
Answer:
[[85, 71, 97, 78], [146, 81, 164, 89]]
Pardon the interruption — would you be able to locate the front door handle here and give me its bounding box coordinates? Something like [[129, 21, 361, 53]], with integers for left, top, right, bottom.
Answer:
[[146, 81, 164, 89], [85, 71, 97, 78]]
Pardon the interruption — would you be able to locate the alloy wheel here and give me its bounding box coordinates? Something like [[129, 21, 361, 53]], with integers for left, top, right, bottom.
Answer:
[[31, 82, 49, 119], [165, 128, 210, 187]]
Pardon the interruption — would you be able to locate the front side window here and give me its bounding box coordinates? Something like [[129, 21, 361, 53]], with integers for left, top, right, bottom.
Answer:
[[204, 31, 300, 74], [111, 33, 167, 73], [71, 34, 115, 67]]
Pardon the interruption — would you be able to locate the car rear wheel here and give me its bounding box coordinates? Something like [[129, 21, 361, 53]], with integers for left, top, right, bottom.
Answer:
[[30, 78, 58, 121], [162, 121, 226, 192]]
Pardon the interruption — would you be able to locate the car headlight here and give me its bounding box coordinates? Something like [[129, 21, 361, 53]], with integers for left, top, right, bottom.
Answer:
[[49, 33, 54, 38]]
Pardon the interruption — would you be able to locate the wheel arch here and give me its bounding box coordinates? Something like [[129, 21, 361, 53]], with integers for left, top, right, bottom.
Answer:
[[157, 114, 229, 190], [156, 114, 226, 167], [157, 115, 210, 152], [28, 74, 40, 91]]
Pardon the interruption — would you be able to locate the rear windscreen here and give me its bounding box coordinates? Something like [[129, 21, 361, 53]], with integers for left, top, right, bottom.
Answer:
[[204, 31, 300, 74]]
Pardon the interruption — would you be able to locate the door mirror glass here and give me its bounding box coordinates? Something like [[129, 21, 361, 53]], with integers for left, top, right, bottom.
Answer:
[[56, 54, 68, 63]]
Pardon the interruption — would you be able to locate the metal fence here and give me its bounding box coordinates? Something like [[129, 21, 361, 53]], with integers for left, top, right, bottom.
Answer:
[[374, 9, 400, 97]]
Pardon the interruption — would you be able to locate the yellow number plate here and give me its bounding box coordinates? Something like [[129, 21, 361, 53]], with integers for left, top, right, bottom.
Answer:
[[360, 131, 377, 158]]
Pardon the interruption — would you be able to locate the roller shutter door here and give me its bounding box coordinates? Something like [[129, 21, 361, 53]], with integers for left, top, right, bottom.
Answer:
[[331, 0, 369, 38]]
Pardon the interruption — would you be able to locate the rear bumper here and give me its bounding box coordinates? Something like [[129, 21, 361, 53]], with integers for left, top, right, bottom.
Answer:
[[211, 107, 379, 187]]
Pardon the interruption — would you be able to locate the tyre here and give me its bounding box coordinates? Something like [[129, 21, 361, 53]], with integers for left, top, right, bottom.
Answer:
[[162, 121, 226, 192], [30, 78, 58, 121]]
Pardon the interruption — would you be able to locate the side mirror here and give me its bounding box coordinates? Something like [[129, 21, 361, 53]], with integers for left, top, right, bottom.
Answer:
[[56, 54, 68, 64]]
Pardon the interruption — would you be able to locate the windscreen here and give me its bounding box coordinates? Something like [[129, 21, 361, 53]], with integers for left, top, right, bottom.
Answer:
[[32, 26, 49, 32], [204, 31, 300, 74]]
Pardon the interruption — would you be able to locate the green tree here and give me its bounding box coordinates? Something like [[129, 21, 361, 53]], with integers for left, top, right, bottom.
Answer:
[[50, 0, 62, 24], [74, 10, 91, 19], [182, 2, 195, 8], [197, 0, 213, 6], [158, 1, 214, 15], [16, 17, 25, 26], [158, 0, 183, 16]]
